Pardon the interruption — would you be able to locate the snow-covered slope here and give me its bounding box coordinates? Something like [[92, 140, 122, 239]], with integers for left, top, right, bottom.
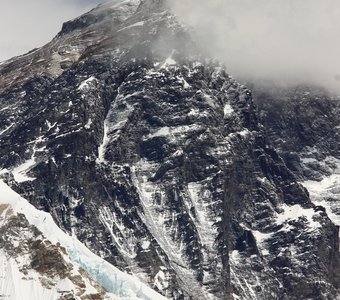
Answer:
[[0, 180, 165, 300]]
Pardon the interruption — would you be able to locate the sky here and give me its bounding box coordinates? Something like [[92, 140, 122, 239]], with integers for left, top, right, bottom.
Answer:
[[0, 0, 104, 62]]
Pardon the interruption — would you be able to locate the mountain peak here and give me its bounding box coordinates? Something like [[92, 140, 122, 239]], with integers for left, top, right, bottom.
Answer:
[[58, 0, 142, 36], [58, 0, 167, 35], [0, 0, 176, 94]]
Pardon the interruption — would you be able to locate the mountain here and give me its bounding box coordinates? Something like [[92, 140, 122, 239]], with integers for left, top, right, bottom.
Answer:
[[0, 0, 339, 299]]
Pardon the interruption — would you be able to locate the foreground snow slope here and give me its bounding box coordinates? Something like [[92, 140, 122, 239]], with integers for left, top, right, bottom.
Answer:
[[0, 180, 165, 300]]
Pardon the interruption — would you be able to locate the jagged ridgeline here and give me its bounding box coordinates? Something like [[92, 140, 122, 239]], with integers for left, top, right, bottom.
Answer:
[[0, 0, 339, 299]]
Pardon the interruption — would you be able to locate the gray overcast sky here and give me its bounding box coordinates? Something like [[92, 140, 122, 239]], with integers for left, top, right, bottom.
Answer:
[[0, 0, 104, 62]]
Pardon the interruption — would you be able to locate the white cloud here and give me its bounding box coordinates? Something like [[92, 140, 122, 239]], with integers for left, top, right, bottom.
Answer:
[[171, 0, 340, 92], [0, 0, 103, 62]]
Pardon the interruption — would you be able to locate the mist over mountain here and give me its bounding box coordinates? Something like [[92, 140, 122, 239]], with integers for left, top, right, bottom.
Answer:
[[171, 0, 340, 93]]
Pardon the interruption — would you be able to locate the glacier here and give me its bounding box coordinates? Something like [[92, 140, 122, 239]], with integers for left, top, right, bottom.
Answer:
[[0, 180, 166, 300]]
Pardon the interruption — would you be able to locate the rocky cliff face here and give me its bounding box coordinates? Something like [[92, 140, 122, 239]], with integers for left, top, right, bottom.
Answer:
[[0, 0, 339, 299]]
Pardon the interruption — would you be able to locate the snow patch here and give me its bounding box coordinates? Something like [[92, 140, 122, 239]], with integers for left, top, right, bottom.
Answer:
[[12, 157, 36, 183], [0, 105, 13, 112], [11, 136, 46, 183], [276, 204, 321, 230], [78, 76, 96, 91], [230, 250, 242, 265], [141, 241, 150, 250], [127, 20, 145, 28], [251, 230, 272, 256], [146, 124, 204, 141], [0, 123, 14, 136], [228, 129, 250, 139], [223, 103, 234, 117], [118, 21, 145, 32], [85, 118, 93, 129], [154, 269, 170, 291], [148, 127, 171, 139]]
